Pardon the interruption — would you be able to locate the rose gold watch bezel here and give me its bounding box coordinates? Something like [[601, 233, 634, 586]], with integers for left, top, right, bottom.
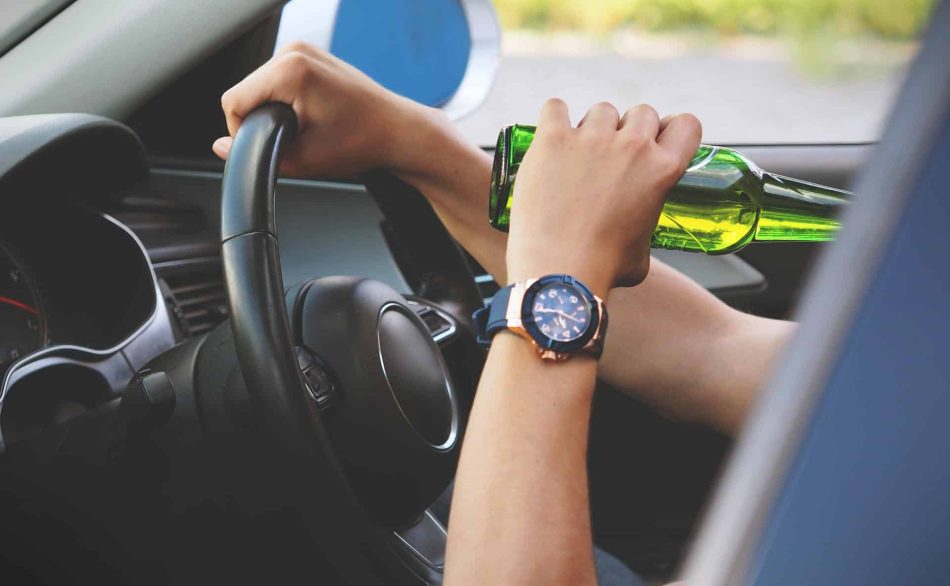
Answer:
[[502, 279, 607, 362]]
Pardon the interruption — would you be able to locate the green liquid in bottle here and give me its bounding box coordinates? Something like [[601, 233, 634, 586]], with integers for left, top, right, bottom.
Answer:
[[489, 124, 851, 254]]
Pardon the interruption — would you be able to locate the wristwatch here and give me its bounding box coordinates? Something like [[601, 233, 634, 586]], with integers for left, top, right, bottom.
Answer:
[[473, 274, 608, 361]]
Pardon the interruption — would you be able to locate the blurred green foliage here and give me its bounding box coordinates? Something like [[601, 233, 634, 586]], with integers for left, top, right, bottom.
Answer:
[[495, 0, 935, 40]]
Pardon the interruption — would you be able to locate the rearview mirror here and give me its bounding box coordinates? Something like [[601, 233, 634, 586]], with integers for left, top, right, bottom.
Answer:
[[274, 0, 499, 119]]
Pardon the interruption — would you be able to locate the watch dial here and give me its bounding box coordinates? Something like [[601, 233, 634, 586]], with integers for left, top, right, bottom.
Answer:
[[530, 283, 591, 342]]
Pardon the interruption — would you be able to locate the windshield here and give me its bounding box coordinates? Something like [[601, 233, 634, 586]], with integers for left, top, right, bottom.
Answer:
[[458, 0, 935, 146]]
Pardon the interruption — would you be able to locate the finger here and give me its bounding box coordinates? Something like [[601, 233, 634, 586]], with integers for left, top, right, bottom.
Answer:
[[619, 104, 660, 138], [538, 97, 571, 131], [220, 52, 316, 138], [274, 40, 322, 59], [212, 136, 232, 160], [577, 101, 620, 131], [657, 113, 702, 162], [221, 64, 278, 138]]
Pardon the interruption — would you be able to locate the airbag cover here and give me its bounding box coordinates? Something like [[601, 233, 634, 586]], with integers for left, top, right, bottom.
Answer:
[[292, 276, 459, 526]]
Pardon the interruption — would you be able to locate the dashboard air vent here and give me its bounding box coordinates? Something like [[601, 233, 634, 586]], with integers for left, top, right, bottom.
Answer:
[[155, 257, 228, 338], [474, 273, 499, 306], [463, 252, 499, 306]]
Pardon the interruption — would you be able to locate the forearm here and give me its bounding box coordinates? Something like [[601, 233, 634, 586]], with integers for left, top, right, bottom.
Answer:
[[389, 106, 510, 283], [389, 109, 793, 436], [600, 262, 796, 434], [444, 333, 598, 585]]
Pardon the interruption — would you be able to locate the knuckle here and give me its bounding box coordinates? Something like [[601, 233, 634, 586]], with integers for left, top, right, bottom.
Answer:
[[629, 103, 659, 121], [678, 112, 702, 135], [281, 40, 314, 55], [276, 51, 314, 84], [592, 101, 619, 116]]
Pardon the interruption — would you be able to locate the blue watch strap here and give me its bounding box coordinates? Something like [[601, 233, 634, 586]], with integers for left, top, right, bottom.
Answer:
[[473, 284, 514, 348]]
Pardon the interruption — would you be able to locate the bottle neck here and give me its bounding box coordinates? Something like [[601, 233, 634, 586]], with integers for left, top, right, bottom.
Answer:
[[754, 173, 851, 242]]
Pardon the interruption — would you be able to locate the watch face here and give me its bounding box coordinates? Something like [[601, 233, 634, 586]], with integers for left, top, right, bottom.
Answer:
[[530, 283, 592, 342]]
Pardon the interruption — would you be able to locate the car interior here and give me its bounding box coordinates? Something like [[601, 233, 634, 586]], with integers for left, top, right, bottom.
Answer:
[[0, 0, 943, 584]]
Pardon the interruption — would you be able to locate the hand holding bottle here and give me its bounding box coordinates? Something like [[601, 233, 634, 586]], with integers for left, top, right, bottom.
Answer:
[[505, 99, 701, 298], [492, 125, 850, 254]]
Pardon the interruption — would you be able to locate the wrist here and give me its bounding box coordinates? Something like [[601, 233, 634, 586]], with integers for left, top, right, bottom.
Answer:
[[384, 100, 456, 179], [384, 100, 490, 207], [493, 331, 598, 390], [507, 260, 615, 300]]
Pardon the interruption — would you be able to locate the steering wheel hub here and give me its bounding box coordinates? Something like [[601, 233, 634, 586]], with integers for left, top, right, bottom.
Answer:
[[291, 276, 459, 525]]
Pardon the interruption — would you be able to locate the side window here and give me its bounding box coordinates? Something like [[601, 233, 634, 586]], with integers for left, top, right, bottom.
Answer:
[[459, 0, 935, 145]]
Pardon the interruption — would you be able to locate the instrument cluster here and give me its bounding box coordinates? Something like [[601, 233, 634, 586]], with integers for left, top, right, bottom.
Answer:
[[0, 198, 160, 378]]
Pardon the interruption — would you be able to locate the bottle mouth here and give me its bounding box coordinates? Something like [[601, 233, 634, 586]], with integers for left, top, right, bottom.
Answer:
[[488, 126, 510, 229]]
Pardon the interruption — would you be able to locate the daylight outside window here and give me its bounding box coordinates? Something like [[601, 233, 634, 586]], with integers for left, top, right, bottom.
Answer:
[[458, 0, 934, 145]]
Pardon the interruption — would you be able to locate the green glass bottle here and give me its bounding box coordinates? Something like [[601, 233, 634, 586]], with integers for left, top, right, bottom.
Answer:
[[489, 124, 851, 254]]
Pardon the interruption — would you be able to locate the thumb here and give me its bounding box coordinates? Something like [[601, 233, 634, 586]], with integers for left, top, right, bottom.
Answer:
[[213, 135, 301, 176], [212, 136, 233, 160]]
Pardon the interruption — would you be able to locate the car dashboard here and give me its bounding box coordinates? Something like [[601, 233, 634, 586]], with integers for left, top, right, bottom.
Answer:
[[0, 198, 173, 448], [0, 112, 474, 452]]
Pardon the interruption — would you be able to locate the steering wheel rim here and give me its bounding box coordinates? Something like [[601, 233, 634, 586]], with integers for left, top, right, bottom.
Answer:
[[220, 102, 446, 584]]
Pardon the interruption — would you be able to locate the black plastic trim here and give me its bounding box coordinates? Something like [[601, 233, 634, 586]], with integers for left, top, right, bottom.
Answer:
[[0, 114, 147, 206]]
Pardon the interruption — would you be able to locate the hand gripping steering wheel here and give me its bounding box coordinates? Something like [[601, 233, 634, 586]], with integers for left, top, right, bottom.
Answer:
[[220, 102, 462, 584]]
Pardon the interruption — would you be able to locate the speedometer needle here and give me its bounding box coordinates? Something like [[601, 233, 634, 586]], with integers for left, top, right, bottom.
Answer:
[[0, 296, 38, 315]]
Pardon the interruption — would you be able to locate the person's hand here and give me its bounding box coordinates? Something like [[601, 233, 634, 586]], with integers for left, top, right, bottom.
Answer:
[[505, 99, 701, 298], [213, 41, 444, 178]]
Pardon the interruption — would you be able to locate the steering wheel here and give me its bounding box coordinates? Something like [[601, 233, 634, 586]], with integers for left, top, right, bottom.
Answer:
[[220, 102, 464, 584]]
